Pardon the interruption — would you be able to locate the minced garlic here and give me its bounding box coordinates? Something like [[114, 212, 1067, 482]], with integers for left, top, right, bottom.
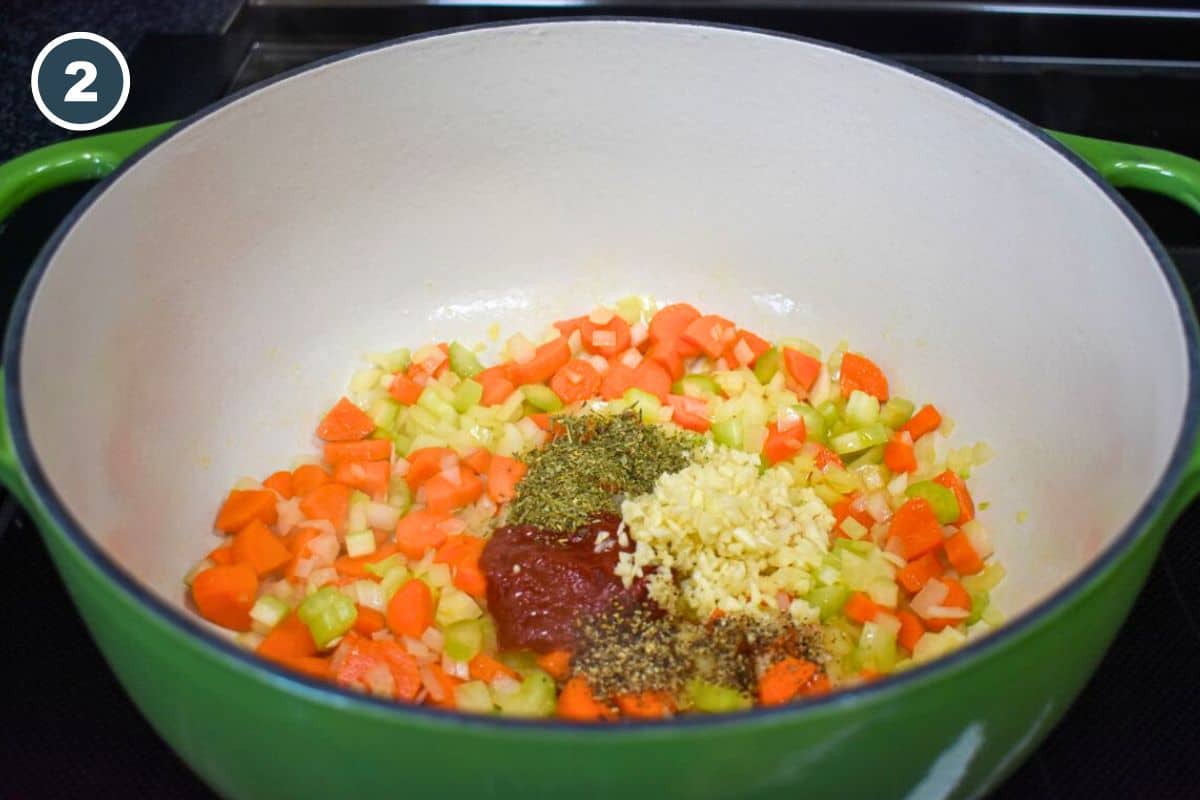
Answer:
[[619, 444, 836, 622]]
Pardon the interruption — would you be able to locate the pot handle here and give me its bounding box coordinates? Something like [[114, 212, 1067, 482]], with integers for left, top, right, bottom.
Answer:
[[1051, 130, 1200, 516], [0, 122, 173, 225], [0, 123, 172, 505]]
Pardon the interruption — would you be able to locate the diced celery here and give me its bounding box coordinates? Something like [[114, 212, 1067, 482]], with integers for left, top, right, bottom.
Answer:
[[839, 516, 869, 540], [498, 650, 541, 678], [855, 620, 898, 672], [753, 348, 782, 384], [494, 669, 557, 718], [453, 378, 484, 413], [845, 390, 881, 428], [847, 446, 883, 470], [435, 587, 483, 627], [866, 577, 899, 609], [961, 563, 1007, 594], [711, 419, 743, 449], [623, 388, 661, 415], [350, 368, 383, 395], [879, 396, 915, 430], [687, 679, 752, 713], [794, 404, 827, 444], [522, 384, 563, 412], [817, 399, 843, 427], [833, 538, 873, 557], [673, 374, 721, 398], [297, 586, 357, 648], [365, 554, 405, 578], [479, 615, 499, 654], [824, 467, 862, 495], [250, 595, 289, 628], [615, 295, 652, 325], [344, 530, 376, 558], [830, 423, 890, 455], [454, 680, 495, 714], [807, 585, 851, 622], [912, 627, 966, 663], [379, 567, 411, 600], [443, 619, 484, 662], [966, 590, 989, 625], [778, 337, 822, 359], [812, 484, 845, 507], [368, 348, 411, 373], [448, 342, 484, 378], [905, 480, 960, 524], [496, 390, 526, 423], [387, 477, 411, 513], [369, 396, 401, 430], [417, 386, 457, 421], [419, 563, 453, 590]]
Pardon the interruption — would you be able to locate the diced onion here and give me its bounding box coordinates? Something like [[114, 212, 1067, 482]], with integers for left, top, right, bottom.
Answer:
[[962, 520, 994, 559], [344, 530, 376, 558], [733, 339, 755, 366], [365, 663, 395, 698], [776, 406, 802, 433], [630, 321, 649, 346], [292, 557, 317, 579], [589, 306, 615, 325], [491, 675, 521, 696], [355, 580, 386, 612], [850, 494, 868, 514], [886, 472, 909, 496], [507, 334, 536, 364], [586, 354, 609, 373], [568, 330, 583, 355], [880, 551, 907, 569], [392, 458, 410, 477], [443, 655, 470, 680], [865, 491, 892, 523], [275, 497, 303, 535], [592, 330, 617, 349], [928, 605, 970, 619], [366, 502, 401, 531], [403, 636, 436, 662], [421, 627, 445, 652], [307, 566, 338, 589], [233, 476, 262, 491], [308, 532, 340, 564], [371, 630, 394, 642], [873, 612, 902, 637], [911, 578, 950, 619], [619, 349, 643, 369]]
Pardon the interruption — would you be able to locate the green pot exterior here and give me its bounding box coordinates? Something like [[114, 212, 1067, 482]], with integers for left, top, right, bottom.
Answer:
[[24, 477, 1174, 800]]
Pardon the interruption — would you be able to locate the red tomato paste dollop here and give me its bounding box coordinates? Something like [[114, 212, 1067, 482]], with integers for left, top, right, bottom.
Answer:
[[480, 514, 650, 653]]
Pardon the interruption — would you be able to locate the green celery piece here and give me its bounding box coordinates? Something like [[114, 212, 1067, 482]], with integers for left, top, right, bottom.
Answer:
[[493, 669, 557, 718], [830, 423, 890, 455], [687, 680, 752, 713], [622, 387, 662, 414], [498, 650, 541, 679], [453, 379, 484, 413], [879, 397, 915, 430], [417, 385, 457, 420], [443, 619, 484, 662], [521, 384, 563, 412], [672, 374, 721, 397], [753, 347, 782, 384], [297, 586, 357, 648], [364, 554, 404, 578], [711, 419, 743, 449], [847, 445, 883, 470], [906, 481, 961, 524], [966, 590, 989, 625], [793, 404, 827, 444], [455, 680, 495, 713], [448, 342, 484, 378], [816, 400, 842, 427], [807, 585, 851, 622]]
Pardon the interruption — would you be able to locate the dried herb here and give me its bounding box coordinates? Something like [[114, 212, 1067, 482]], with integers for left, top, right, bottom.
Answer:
[[509, 410, 695, 532]]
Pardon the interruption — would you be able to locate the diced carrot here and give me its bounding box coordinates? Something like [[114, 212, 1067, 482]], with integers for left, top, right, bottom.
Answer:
[[191, 563, 258, 631], [324, 439, 391, 466], [553, 315, 588, 339], [298, 483, 352, 533], [727, 330, 771, 366], [665, 394, 711, 433], [831, 494, 875, 530], [758, 657, 818, 706], [291, 464, 330, 497], [896, 610, 925, 653], [536, 650, 572, 681], [453, 566, 488, 599], [557, 676, 614, 721], [901, 404, 942, 441], [550, 359, 603, 405], [763, 420, 807, 466], [214, 489, 278, 533], [405, 447, 458, 490], [468, 653, 520, 683], [883, 435, 917, 473], [208, 545, 235, 565], [859, 668, 883, 682], [648, 303, 701, 345], [943, 530, 985, 576], [434, 534, 486, 569], [334, 542, 399, 579], [424, 468, 482, 514], [934, 469, 975, 524], [527, 413, 553, 432], [580, 314, 632, 358], [257, 613, 318, 662], [386, 578, 433, 637], [840, 352, 889, 401], [782, 348, 822, 392], [429, 663, 464, 709], [353, 605, 387, 636], [896, 552, 944, 594], [231, 519, 291, 577], [389, 373, 423, 405], [644, 340, 684, 382], [509, 336, 572, 386], [283, 656, 333, 680], [284, 526, 322, 580], [843, 591, 881, 624], [631, 358, 671, 402], [317, 396, 376, 442], [811, 444, 844, 470], [475, 366, 516, 407], [682, 315, 736, 359], [615, 691, 675, 719], [599, 363, 637, 400], [333, 635, 421, 700], [487, 455, 527, 504], [887, 498, 944, 560], [333, 460, 389, 499], [923, 578, 972, 632], [394, 509, 452, 559], [262, 470, 294, 499], [462, 448, 491, 474]]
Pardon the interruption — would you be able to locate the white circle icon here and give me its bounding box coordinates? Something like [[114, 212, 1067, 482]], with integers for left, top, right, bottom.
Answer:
[[31, 32, 131, 132]]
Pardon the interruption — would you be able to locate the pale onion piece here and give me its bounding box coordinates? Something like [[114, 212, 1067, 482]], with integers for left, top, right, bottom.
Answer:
[[308, 532, 340, 564], [899, 430, 914, 446], [413, 344, 447, 369], [507, 334, 536, 364], [619, 348, 643, 368], [344, 530, 377, 558], [440, 461, 462, 487], [886, 472, 909, 496], [491, 675, 521, 696], [366, 502, 401, 531], [291, 557, 317, 579], [443, 655, 470, 681], [962, 520, 994, 560], [592, 330, 617, 349], [865, 491, 893, 523], [939, 416, 957, 436], [586, 354, 609, 373], [355, 580, 386, 612], [911, 578, 950, 619], [733, 339, 756, 366], [630, 321, 649, 346], [515, 417, 543, 442], [714, 357, 730, 372], [421, 627, 446, 652], [861, 466, 885, 492], [881, 551, 908, 569], [438, 517, 467, 535], [850, 494, 869, 514], [233, 476, 262, 491], [420, 665, 446, 702], [808, 365, 833, 406], [589, 306, 615, 325], [776, 405, 802, 433], [307, 566, 338, 590], [365, 663, 396, 698], [392, 458, 410, 477], [568, 329, 583, 355], [873, 612, 902, 637], [348, 503, 368, 535], [403, 636, 435, 662], [928, 605, 970, 619], [275, 497, 303, 535], [475, 496, 498, 518]]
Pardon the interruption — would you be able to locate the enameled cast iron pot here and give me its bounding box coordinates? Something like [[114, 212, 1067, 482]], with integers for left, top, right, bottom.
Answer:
[[3, 20, 1200, 800]]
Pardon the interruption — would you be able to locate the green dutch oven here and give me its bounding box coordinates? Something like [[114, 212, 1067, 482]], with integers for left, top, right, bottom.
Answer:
[[2, 20, 1199, 799]]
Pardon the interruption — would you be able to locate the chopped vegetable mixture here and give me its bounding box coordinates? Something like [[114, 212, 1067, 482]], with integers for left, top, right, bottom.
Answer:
[[186, 299, 1005, 720]]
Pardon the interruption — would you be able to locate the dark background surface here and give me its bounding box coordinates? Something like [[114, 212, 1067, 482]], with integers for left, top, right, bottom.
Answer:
[[2, 2, 1200, 798]]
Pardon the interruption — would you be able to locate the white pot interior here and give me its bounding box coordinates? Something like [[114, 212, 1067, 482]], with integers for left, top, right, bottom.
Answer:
[[18, 21, 1190, 630]]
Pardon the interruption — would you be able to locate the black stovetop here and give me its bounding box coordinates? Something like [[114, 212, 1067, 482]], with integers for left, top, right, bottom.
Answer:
[[3, 3, 1200, 798]]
